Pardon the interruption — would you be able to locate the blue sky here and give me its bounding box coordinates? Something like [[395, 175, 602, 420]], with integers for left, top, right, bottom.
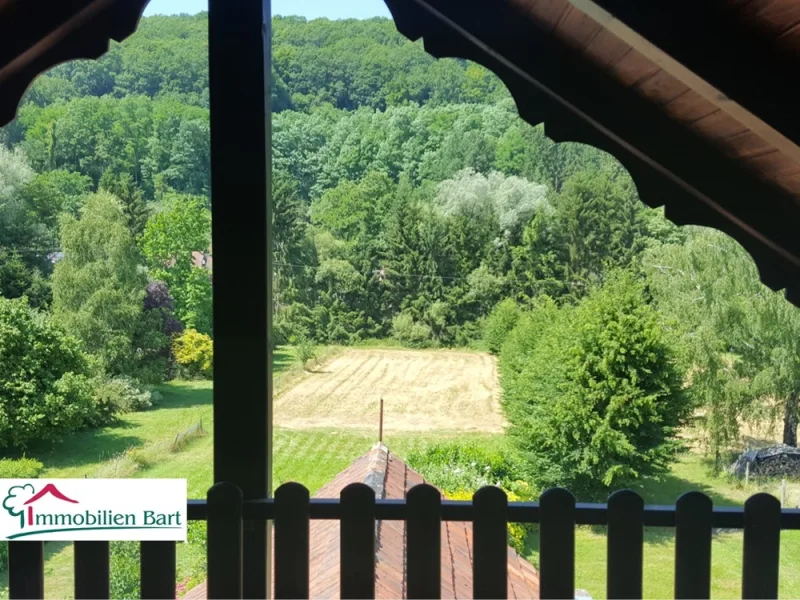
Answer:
[[143, 0, 392, 19]]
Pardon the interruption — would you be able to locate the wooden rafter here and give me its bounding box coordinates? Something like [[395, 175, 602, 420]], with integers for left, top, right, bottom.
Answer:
[[580, 0, 800, 150], [569, 0, 800, 166]]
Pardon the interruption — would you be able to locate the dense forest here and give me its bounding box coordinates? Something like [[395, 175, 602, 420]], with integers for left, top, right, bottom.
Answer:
[[1, 12, 799, 499]]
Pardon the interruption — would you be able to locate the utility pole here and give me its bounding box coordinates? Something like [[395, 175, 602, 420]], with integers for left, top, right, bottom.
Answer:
[[379, 397, 384, 444]]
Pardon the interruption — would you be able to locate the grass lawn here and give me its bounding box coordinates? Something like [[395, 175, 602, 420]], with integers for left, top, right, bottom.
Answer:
[[2, 345, 799, 599]]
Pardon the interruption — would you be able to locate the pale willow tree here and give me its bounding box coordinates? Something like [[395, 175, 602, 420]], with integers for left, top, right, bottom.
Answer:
[[52, 192, 156, 379], [646, 227, 800, 460], [434, 168, 549, 239]]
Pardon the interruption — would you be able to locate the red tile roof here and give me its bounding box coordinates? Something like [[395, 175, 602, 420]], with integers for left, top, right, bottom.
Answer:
[[182, 444, 540, 599]]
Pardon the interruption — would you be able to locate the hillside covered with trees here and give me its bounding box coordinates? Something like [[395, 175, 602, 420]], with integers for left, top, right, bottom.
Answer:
[[1, 12, 798, 500]]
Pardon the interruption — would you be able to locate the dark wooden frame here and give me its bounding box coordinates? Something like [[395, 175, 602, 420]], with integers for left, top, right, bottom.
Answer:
[[208, 0, 273, 597]]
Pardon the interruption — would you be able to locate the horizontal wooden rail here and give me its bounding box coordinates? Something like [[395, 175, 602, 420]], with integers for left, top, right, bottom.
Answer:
[[8, 484, 799, 600], [188, 497, 800, 529]]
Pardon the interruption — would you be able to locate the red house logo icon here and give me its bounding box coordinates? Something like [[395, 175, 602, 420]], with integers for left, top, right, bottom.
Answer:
[[3, 484, 78, 529]]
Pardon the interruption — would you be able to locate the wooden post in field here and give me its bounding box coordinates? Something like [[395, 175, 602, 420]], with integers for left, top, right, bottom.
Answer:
[[745, 462, 750, 486], [781, 479, 786, 506], [379, 397, 384, 443]]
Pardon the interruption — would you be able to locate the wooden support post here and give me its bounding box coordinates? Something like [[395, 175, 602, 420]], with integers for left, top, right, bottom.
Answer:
[[208, 0, 272, 597], [745, 462, 750, 487], [781, 479, 786, 506]]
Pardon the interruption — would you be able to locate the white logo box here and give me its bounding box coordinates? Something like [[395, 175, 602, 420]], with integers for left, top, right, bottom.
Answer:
[[0, 479, 187, 541]]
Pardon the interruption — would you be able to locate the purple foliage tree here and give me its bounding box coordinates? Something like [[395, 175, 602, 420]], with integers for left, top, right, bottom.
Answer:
[[144, 280, 184, 336]]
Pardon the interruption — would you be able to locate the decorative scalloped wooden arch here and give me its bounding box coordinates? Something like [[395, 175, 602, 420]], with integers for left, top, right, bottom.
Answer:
[[0, 0, 150, 126], [384, 0, 800, 307]]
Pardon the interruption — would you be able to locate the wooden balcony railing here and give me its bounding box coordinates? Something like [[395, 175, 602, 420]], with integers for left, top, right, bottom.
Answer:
[[7, 482, 800, 600]]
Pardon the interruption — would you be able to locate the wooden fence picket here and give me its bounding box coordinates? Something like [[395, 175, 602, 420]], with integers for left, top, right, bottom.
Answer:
[[340, 483, 376, 599], [607, 490, 644, 599], [206, 482, 243, 599], [140, 541, 176, 600], [674, 491, 712, 599], [274, 482, 310, 599], [74, 541, 109, 599], [539, 487, 575, 600], [8, 541, 44, 600], [742, 493, 781, 599], [473, 486, 508, 599], [406, 484, 442, 599]]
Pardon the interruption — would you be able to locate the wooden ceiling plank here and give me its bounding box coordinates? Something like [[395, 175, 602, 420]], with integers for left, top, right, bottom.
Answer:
[[750, 0, 800, 29], [582, 28, 631, 69], [568, 0, 800, 166], [662, 91, 718, 124], [554, 5, 604, 50], [514, 0, 570, 33], [688, 110, 747, 138], [633, 69, 690, 106], [720, 131, 775, 158], [775, 19, 800, 40], [608, 50, 659, 87], [744, 149, 799, 175]]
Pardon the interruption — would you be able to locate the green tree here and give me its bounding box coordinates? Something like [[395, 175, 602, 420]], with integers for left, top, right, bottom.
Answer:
[[482, 298, 521, 354], [501, 274, 689, 498], [52, 192, 166, 381], [20, 169, 92, 228], [272, 174, 311, 308], [0, 249, 51, 308], [0, 297, 103, 450], [554, 170, 646, 296], [141, 194, 212, 334], [99, 171, 151, 243]]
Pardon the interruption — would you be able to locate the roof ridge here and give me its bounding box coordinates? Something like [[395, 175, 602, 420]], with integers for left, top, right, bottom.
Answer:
[[363, 442, 389, 499]]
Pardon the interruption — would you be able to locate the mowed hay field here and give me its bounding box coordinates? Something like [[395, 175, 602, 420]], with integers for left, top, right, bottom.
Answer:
[[275, 348, 506, 433]]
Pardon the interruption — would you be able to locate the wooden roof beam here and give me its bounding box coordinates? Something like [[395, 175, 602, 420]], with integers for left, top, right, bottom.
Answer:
[[572, 0, 800, 152]]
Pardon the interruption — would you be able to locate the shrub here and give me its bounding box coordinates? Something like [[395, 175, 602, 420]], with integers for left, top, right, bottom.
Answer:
[[482, 298, 522, 354], [93, 376, 158, 415], [173, 328, 213, 379], [0, 297, 107, 450], [295, 335, 317, 370], [447, 488, 532, 554], [413, 442, 536, 556], [0, 457, 44, 478], [391, 312, 434, 348], [406, 442, 524, 494]]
